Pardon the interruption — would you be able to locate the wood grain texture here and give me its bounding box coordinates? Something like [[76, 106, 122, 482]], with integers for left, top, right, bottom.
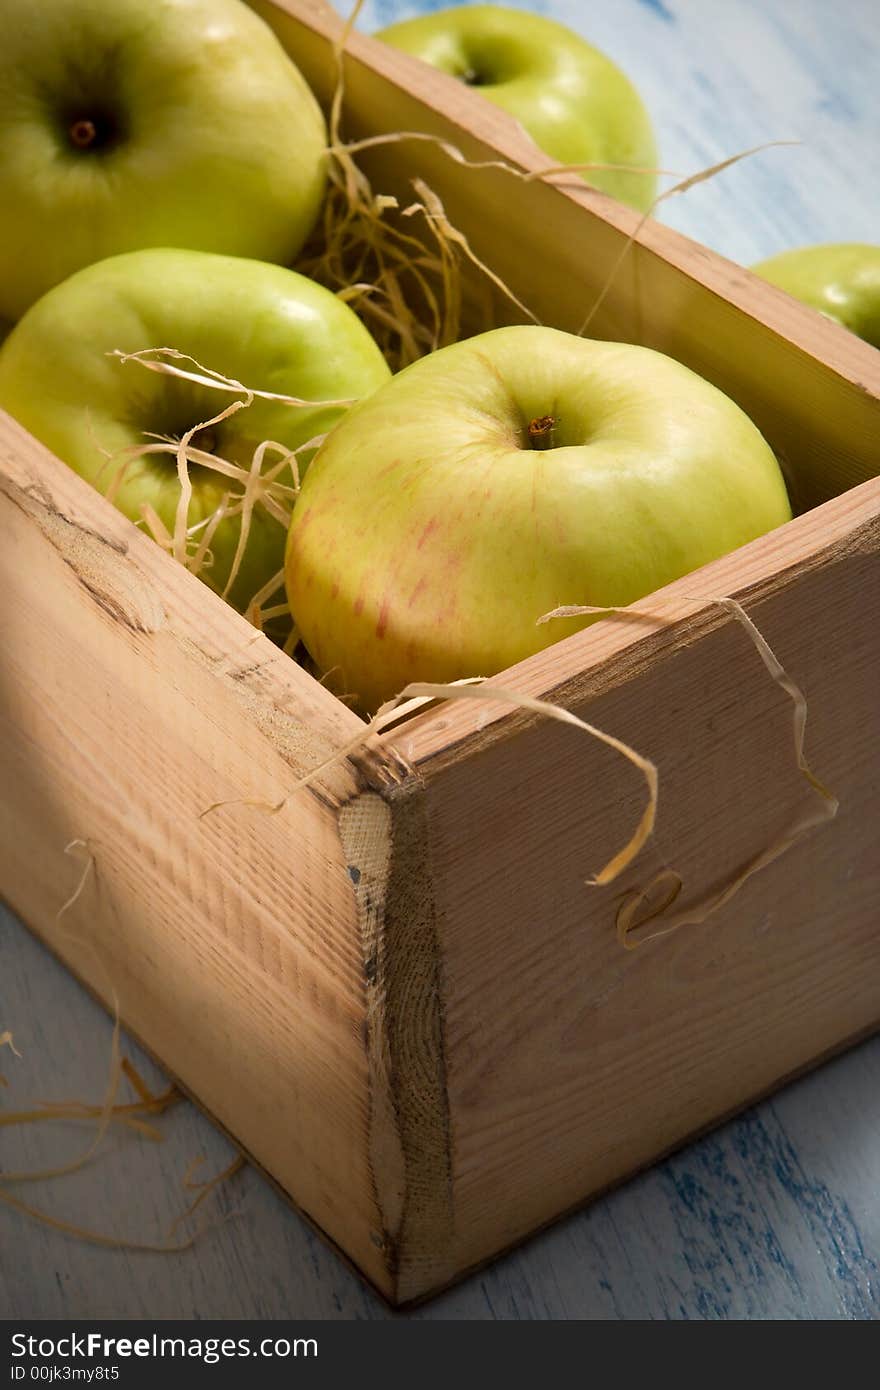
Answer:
[[3, 0, 879, 1320], [0, 417, 396, 1293], [410, 538, 880, 1277]]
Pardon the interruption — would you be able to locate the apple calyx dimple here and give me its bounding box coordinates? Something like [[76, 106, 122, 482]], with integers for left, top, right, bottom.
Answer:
[[527, 414, 557, 450]]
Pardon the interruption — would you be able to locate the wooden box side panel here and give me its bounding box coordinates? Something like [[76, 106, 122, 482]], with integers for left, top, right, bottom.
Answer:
[[257, 0, 880, 509], [405, 489, 880, 1282], [0, 419, 396, 1293]]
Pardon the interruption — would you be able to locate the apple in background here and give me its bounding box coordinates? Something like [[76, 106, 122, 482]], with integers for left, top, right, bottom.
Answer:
[[285, 326, 792, 711], [0, 0, 328, 322], [752, 244, 880, 349], [0, 248, 391, 611], [376, 4, 658, 212]]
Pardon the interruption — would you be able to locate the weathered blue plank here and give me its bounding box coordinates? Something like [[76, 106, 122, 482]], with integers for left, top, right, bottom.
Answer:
[[361, 0, 880, 263]]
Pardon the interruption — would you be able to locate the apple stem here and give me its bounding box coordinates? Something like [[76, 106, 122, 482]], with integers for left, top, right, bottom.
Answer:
[[528, 415, 557, 450], [69, 119, 98, 150]]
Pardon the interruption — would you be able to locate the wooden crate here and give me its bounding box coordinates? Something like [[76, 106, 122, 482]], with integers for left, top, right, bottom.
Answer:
[[2, 0, 879, 1304]]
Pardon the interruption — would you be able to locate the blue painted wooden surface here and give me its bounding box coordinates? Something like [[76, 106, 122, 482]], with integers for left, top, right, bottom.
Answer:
[[2, 0, 878, 1321]]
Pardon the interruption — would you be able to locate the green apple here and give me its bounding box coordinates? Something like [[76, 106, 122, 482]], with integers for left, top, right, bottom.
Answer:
[[0, 248, 391, 611], [286, 326, 791, 711], [0, 0, 328, 322], [376, 4, 657, 212], [752, 244, 880, 348]]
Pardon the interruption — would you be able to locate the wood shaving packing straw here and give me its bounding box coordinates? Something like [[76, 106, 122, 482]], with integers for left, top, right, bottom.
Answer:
[[0, 1030, 22, 1088], [0, 840, 126, 1187], [313, 3, 796, 359], [577, 141, 798, 337], [537, 595, 838, 947], [199, 678, 657, 891], [106, 349, 341, 603], [1, 1056, 177, 1145], [166, 1154, 247, 1240], [0, 842, 239, 1252], [298, 0, 546, 362]]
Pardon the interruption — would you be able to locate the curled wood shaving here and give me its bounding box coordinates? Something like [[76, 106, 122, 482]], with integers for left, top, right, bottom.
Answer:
[[0, 1092, 177, 1144], [297, 0, 545, 365], [0, 841, 124, 1187], [0, 844, 235, 1254], [308, 3, 795, 363], [108, 349, 356, 410], [0, 1190, 201, 1255], [0, 1030, 21, 1088], [537, 596, 838, 947], [201, 678, 656, 888], [577, 140, 798, 336], [403, 179, 540, 330], [394, 683, 656, 886], [167, 1154, 246, 1240], [339, 129, 681, 185], [102, 351, 331, 610], [243, 567, 289, 632]]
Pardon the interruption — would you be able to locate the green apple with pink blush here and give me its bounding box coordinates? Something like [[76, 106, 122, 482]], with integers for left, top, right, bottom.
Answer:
[[285, 326, 792, 711]]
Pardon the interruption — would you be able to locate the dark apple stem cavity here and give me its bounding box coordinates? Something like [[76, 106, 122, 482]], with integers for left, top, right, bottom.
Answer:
[[68, 118, 99, 149], [67, 111, 121, 152], [527, 415, 558, 450]]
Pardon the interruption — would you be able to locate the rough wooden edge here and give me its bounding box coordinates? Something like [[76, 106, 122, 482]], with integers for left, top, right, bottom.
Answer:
[[339, 769, 454, 1304], [0, 411, 366, 766]]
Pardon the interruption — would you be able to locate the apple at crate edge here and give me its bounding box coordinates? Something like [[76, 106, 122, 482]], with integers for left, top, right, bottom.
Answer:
[[0, 248, 391, 613], [377, 4, 658, 213], [752, 244, 880, 349], [285, 326, 792, 712], [0, 0, 327, 322]]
